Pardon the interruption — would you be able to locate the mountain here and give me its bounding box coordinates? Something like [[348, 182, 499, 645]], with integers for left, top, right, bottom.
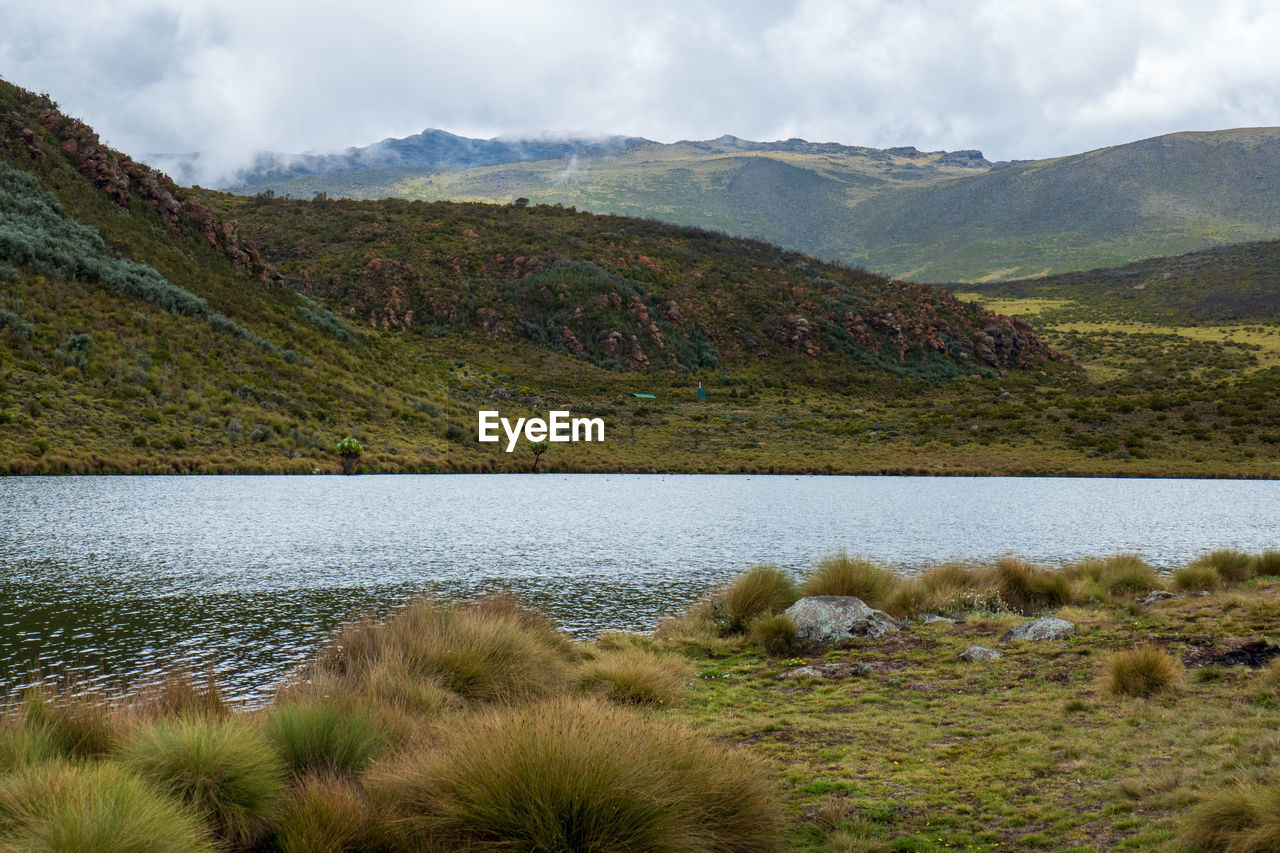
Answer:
[[1, 78, 1074, 477], [217, 127, 1280, 283]]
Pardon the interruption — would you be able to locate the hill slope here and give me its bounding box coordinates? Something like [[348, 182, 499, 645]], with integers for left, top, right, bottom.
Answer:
[[217, 128, 1280, 283]]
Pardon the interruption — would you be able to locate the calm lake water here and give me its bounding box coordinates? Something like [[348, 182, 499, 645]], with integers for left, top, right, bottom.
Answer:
[[2, 474, 1278, 700]]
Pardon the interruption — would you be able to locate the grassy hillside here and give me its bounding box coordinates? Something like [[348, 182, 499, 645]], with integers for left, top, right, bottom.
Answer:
[[5, 77, 1280, 478], [224, 128, 1280, 283]]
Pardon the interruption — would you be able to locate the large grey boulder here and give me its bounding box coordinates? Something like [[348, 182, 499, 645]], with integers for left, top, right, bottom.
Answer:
[[1001, 617, 1076, 643], [784, 596, 900, 644]]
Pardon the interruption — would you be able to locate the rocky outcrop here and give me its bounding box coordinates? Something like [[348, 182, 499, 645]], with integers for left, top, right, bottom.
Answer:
[[784, 596, 900, 644], [1, 87, 272, 283], [1001, 617, 1076, 643], [958, 645, 1002, 662]]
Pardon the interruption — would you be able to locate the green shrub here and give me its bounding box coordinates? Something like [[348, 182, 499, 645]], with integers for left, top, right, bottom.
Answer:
[[120, 716, 286, 847], [720, 566, 799, 634], [0, 308, 33, 339], [265, 702, 387, 777], [577, 646, 691, 706], [0, 761, 212, 852], [1105, 645, 1182, 697], [1191, 549, 1255, 584], [273, 773, 383, 853], [994, 557, 1072, 615], [370, 697, 783, 852], [1173, 563, 1222, 592], [1185, 781, 1280, 852], [802, 554, 900, 609], [750, 613, 798, 656]]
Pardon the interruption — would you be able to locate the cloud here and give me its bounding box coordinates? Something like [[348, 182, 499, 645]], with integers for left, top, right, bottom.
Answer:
[[3, 0, 1280, 184]]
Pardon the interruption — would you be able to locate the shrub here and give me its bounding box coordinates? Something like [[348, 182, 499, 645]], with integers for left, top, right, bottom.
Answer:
[[577, 646, 691, 706], [370, 697, 783, 852], [1185, 781, 1280, 852], [802, 554, 900, 609], [719, 566, 799, 634], [249, 424, 273, 443], [750, 613, 797, 656], [0, 308, 33, 339], [1191, 549, 1255, 584], [1105, 645, 1182, 697], [0, 761, 212, 852], [314, 596, 574, 706], [120, 716, 286, 847], [273, 773, 383, 853], [265, 702, 387, 777], [1173, 563, 1222, 592], [994, 557, 1072, 615]]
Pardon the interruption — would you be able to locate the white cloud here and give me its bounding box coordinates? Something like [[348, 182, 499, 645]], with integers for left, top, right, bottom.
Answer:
[[2, 0, 1279, 184]]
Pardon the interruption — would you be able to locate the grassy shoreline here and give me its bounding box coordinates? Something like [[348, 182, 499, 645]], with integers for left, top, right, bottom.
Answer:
[[5, 550, 1280, 851]]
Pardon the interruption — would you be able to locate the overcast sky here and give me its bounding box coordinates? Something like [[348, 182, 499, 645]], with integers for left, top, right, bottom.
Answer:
[[4, 0, 1280, 184]]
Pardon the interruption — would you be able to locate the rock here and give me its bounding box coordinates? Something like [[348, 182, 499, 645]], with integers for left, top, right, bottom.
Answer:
[[781, 662, 873, 680], [958, 645, 1002, 662], [919, 613, 956, 624], [1001, 617, 1076, 643], [784, 596, 901, 644], [1140, 590, 1177, 606]]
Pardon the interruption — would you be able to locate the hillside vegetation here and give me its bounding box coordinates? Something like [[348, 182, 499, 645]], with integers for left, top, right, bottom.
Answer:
[[4, 77, 1280, 477], [221, 127, 1280, 283]]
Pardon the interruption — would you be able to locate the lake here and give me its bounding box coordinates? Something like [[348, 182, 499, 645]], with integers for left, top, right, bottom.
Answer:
[[2, 474, 1277, 700]]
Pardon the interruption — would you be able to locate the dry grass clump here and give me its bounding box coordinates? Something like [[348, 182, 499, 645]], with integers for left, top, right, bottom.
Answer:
[[1185, 781, 1280, 852], [802, 554, 899, 609], [1173, 563, 1223, 592], [265, 701, 388, 777], [119, 715, 287, 847], [370, 697, 783, 852], [750, 613, 798, 656], [1105, 644, 1182, 697], [273, 773, 385, 853], [0, 761, 213, 852], [993, 557, 1072, 614], [719, 565, 799, 634], [314, 594, 576, 706], [1191, 549, 1256, 585], [653, 599, 736, 655], [577, 646, 692, 706], [133, 666, 229, 720]]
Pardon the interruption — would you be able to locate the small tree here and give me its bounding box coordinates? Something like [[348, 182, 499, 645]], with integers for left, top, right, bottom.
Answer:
[[335, 436, 364, 475], [528, 440, 549, 473]]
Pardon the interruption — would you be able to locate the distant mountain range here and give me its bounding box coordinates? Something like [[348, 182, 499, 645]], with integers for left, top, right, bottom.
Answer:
[[180, 126, 1280, 283]]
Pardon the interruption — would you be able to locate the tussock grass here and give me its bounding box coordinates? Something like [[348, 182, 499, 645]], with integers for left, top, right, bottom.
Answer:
[[0, 720, 60, 772], [20, 687, 119, 759], [1173, 563, 1223, 592], [720, 566, 799, 634], [0, 761, 212, 852], [920, 562, 981, 597], [750, 613, 798, 657], [120, 715, 286, 847], [265, 701, 387, 777], [993, 556, 1072, 614], [274, 773, 384, 853], [1186, 781, 1280, 852], [653, 599, 736, 655], [1067, 553, 1161, 598], [134, 667, 229, 719], [314, 595, 575, 705], [1105, 644, 1182, 697], [577, 646, 691, 706], [370, 697, 783, 852], [802, 554, 898, 609], [1253, 550, 1280, 578], [1192, 549, 1256, 584]]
